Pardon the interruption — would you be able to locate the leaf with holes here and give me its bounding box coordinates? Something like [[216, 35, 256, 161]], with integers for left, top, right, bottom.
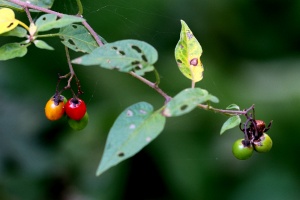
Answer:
[[34, 40, 54, 50], [96, 102, 166, 176], [220, 115, 241, 135], [72, 39, 158, 76], [0, 42, 28, 60], [59, 24, 98, 53], [35, 14, 84, 32], [0, 26, 27, 37], [162, 88, 217, 117], [0, 8, 19, 34], [175, 20, 204, 82]]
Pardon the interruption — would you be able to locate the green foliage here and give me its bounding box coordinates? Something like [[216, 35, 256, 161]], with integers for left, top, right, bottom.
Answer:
[[72, 39, 158, 76], [35, 14, 84, 32], [59, 24, 99, 53], [0, 42, 28, 60], [33, 40, 54, 50], [220, 115, 241, 135], [96, 102, 166, 176], [0, 26, 27, 37], [162, 88, 218, 117], [0, 2, 260, 177]]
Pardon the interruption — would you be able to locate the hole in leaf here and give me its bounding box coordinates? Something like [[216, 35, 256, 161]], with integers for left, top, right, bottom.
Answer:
[[180, 105, 188, 111], [141, 55, 148, 62], [118, 152, 125, 157], [68, 39, 75, 46], [119, 50, 125, 55], [131, 61, 140, 66], [131, 45, 142, 53], [72, 25, 78, 29], [7, 23, 13, 28], [43, 17, 46, 21], [190, 58, 198, 66], [177, 59, 182, 63], [111, 46, 118, 50]]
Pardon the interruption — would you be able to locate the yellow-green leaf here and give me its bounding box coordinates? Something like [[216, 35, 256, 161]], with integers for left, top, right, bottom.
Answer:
[[0, 8, 19, 34], [175, 20, 204, 82]]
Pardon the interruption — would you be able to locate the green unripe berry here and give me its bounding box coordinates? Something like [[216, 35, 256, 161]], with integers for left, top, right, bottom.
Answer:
[[253, 133, 273, 153], [232, 139, 254, 160], [68, 112, 89, 131]]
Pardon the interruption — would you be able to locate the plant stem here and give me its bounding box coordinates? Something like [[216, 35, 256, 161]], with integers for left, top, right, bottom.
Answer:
[[76, 0, 84, 16], [129, 72, 172, 103]]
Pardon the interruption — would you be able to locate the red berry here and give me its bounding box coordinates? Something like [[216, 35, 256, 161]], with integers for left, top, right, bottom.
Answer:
[[65, 98, 87, 120], [45, 95, 65, 121]]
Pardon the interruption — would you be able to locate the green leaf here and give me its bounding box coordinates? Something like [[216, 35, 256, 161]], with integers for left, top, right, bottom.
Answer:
[[72, 39, 158, 76], [162, 88, 212, 117], [226, 104, 240, 110], [36, 14, 84, 32], [0, 26, 27, 37], [34, 40, 54, 50], [207, 94, 219, 104], [175, 20, 204, 82], [59, 24, 98, 53], [0, 0, 54, 11], [96, 102, 166, 176], [0, 42, 28, 60], [220, 115, 241, 135]]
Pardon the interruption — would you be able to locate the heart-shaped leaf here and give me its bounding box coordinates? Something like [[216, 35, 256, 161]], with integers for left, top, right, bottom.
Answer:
[[35, 14, 84, 32], [220, 115, 241, 135], [96, 102, 166, 176], [72, 39, 158, 76], [175, 20, 204, 82], [0, 8, 19, 34]]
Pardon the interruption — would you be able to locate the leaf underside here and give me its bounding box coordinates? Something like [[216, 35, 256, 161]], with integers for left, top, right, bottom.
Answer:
[[96, 102, 166, 176]]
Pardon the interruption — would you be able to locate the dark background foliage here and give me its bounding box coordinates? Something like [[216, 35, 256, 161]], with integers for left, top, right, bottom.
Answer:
[[1, 0, 300, 199]]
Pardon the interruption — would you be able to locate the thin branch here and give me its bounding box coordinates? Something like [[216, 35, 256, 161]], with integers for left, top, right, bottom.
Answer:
[[81, 20, 104, 46], [129, 72, 172, 103], [24, 7, 33, 24]]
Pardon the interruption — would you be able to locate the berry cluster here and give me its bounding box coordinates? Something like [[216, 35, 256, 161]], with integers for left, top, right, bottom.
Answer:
[[45, 94, 88, 131], [232, 110, 273, 160]]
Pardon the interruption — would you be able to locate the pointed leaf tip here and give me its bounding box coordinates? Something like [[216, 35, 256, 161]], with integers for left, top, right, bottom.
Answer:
[[175, 20, 204, 83]]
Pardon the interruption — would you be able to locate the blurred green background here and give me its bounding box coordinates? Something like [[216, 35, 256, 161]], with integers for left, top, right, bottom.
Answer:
[[1, 0, 300, 199]]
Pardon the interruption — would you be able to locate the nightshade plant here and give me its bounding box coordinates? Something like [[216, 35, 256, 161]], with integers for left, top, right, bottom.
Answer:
[[0, 0, 273, 176]]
